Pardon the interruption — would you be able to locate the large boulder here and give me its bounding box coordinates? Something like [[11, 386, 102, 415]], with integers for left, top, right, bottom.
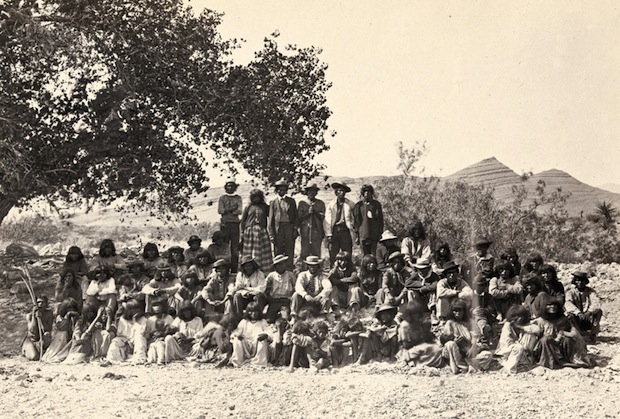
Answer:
[[5, 243, 39, 258]]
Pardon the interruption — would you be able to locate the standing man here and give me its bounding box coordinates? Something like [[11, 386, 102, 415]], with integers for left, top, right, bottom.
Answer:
[[297, 183, 326, 260], [218, 178, 242, 273], [324, 182, 355, 267], [353, 184, 384, 257], [268, 178, 299, 271], [462, 236, 494, 285]]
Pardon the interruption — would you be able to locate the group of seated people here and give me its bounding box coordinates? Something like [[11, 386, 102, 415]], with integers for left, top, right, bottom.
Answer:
[[21, 231, 604, 375]]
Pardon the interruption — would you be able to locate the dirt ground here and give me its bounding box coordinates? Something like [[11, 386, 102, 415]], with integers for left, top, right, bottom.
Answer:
[[1, 262, 620, 418]]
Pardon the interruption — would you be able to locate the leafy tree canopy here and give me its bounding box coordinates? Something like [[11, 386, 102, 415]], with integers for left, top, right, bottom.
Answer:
[[0, 0, 332, 223]]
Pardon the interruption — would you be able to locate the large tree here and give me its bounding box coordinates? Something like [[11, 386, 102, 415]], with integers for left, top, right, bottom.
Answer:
[[0, 0, 332, 223]]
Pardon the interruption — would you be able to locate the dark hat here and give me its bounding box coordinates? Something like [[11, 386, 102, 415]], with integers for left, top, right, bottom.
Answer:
[[211, 230, 226, 241], [304, 183, 320, 192], [272, 254, 289, 266], [224, 178, 238, 187], [274, 178, 289, 188], [304, 255, 322, 265], [473, 237, 493, 248], [572, 271, 589, 284], [156, 261, 172, 271], [331, 182, 351, 193], [187, 235, 202, 245], [240, 255, 257, 267], [387, 251, 404, 262], [213, 259, 230, 269], [375, 304, 398, 317], [442, 260, 460, 273]]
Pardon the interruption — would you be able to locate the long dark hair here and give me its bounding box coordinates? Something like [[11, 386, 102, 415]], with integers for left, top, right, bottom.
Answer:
[[142, 242, 160, 259], [65, 246, 85, 262], [99, 239, 116, 257], [407, 220, 426, 240], [359, 255, 380, 278]]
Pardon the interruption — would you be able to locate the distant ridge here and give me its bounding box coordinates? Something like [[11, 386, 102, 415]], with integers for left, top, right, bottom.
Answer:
[[445, 158, 620, 216]]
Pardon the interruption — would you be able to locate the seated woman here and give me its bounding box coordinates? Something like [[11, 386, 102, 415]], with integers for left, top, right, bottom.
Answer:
[[230, 302, 273, 367], [489, 260, 523, 320], [358, 255, 381, 308], [440, 299, 493, 374], [63, 303, 108, 364], [90, 239, 127, 279], [534, 295, 595, 369], [496, 305, 540, 374], [85, 265, 117, 322], [163, 301, 204, 363], [22, 295, 54, 361], [167, 246, 189, 280], [357, 304, 399, 364], [206, 231, 232, 265], [42, 297, 81, 363], [189, 313, 238, 365], [565, 271, 603, 342], [232, 256, 267, 316], [141, 242, 164, 278], [145, 300, 175, 365], [397, 301, 442, 368], [106, 299, 146, 364], [62, 246, 89, 301], [540, 264, 565, 303], [329, 251, 365, 315], [522, 274, 549, 319], [264, 255, 296, 323], [55, 270, 83, 313]]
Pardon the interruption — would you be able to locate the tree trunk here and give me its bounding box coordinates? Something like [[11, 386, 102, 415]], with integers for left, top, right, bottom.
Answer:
[[0, 194, 16, 225]]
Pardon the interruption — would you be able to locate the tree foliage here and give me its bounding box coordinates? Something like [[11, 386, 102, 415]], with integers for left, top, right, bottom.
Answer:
[[0, 0, 332, 223]]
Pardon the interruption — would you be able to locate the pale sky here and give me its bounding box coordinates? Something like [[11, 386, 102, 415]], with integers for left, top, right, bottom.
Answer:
[[195, 1, 620, 187]]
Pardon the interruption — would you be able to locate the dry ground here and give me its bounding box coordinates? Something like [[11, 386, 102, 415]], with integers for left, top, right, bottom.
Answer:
[[1, 263, 620, 418]]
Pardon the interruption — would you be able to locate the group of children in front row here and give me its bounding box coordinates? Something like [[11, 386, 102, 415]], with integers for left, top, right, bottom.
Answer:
[[21, 236, 603, 374]]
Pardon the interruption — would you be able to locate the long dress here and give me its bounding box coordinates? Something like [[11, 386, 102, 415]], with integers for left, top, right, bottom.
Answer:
[[241, 203, 273, 272], [41, 314, 76, 363], [230, 318, 273, 367], [164, 316, 204, 362]]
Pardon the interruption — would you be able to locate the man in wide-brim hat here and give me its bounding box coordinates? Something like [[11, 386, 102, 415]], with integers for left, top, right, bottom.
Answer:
[[565, 271, 603, 341], [184, 235, 205, 266], [264, 254, 296, 322], [298, 182, 326, 261], [324, 182, 355, 267], [200, 259, 234, 315], [291, 255, 332, 315], [376, 230, 400, 271], [376, 251, 416, 307], [462, 236, 493, 284], [436, 261, 473, 321], [218, 178, 242, 272], [268, 178, 299, 271], [232, 255, 268, 315]]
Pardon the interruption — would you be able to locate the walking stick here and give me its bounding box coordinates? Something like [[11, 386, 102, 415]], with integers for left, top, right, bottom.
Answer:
[[20, 265, 45, 362]]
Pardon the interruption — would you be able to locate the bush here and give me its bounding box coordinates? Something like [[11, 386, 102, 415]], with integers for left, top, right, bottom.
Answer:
[[0, 215, 70, 245]]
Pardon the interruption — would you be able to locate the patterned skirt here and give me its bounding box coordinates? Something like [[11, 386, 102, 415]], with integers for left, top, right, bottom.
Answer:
[[242, 225, 273, 272]]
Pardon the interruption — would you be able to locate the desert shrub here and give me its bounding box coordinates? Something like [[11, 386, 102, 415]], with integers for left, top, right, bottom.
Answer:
[[0, 215, 70, 245], [379, 142, 620, 264], [153, 221, 217, 243]]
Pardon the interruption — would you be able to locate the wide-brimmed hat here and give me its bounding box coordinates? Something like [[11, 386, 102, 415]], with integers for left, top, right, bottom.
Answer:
[[473, 236, 493, 248], [379, 230, 398, 242], [442, 260, 460, 273], [240, 255, 257, 267], [304, 183, 320, 192], [224, 178, 238, 187], [331, 182, 351, 193], [272, 254, 289, 266], [387, 251, 404, 262], [572, 271, 589, 284], [413, 258, 432, 269], [375, 304, 398, 317], [169, 245, 184, 254], [187, 235, 202, 245], [213, 259, 230, 269], [274, 178, 289, 188], [156, 261, 172, 271], [304, 255, 322, 265]]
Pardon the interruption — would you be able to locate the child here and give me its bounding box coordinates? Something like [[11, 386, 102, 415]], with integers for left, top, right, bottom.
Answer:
[[130, 311, 149, 364], [489, 260, 523, 320], [230, 302, 273, 367], [106, 299, 142, 363], [440, 299, 493, 374], [287, 318, 314, 371], [496, 305, 540, 374], [358, 255, 381, 307], [330, 315, 365, 366], [146, 300, 175, 365], [189, 313, 238, 365], [307, 320, 332, 372], [174, 271, 204, 318], [264, 255, 296, 323], [397, 301, 442, 368], [164, 301, 204, 363], [357, 304, 399, 364], [63, 303, 106, 364]]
